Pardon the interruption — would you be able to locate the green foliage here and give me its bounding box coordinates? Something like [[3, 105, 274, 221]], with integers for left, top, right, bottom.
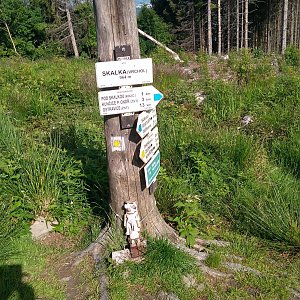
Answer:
[[73, 3, 97, 58], [109, 238, 201, 300], [0, 0, 46, 57], [272, 128, 300, 178], [228, 50, 255, 84], [205, 252, 222, 268], [0, 111, 95, 236], [0, 202, 17, 262], [169, 196, 209, 247], [143, 238, 197, 275], [284, 46, 300, 67], [234, 170, 300, 249], [138, 5, 173, 55]]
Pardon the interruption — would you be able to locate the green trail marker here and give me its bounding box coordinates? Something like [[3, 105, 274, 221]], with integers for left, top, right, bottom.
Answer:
[[144, 150, 160, 188]]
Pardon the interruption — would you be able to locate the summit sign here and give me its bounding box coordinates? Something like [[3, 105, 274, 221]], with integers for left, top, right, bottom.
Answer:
[[95, 58, 153, 88]]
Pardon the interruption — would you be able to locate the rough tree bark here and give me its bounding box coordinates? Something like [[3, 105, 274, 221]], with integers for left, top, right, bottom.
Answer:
[[218, 0, 222, 55], [208, 0, 212, 55], [245, 0, 249, 49], [282, 0, 289, 54], [4, 22, 19, 56], [227, 0, 231, 53], [138, 29, 182, 62], [66, 7, 79, 58], [93, 0, 177, 239], [236, 0, 240, 51]]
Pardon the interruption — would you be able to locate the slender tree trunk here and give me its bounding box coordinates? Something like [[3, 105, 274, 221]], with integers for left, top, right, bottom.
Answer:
[[138, 29, 182, 61], [282, 0, 289, 54], [201, 15, 206, 52], [227, 0, 231, 53], [294, 0, 299, 46], [241, 0, 244, 48], [290, 0, 295, 45], [245, 0, 248, 49], [218, 0, 222, 55], [66, 7, 79, 58], [267, 0, 271, 53], [236, 0, 240, 51], [192, 1, 196, 53], [277, 5, 282, 53], [93, 0, 176, 239], [4, 22, 19, 56], [208, 0, 212, 55]]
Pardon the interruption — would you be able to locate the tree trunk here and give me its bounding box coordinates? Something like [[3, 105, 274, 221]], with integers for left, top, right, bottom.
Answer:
[[241, 0, 244, 48], [218, 0, 222, 55], [267, 0, 271, 53], [294, 0, 299, 46], [282, 0, 289, 54], [245, 0, 248, 49], [4, 22, 19, 56], [66, 7, 79, 58], [208, 0, 212, 55], [93, 0, 177, 239], [227, 0, 231, 53], [236, 0, 240, 51], [192, 1, 196, 53], [138, 29, 182, 62], [290, 0, 295, 45], [277, 4, 282, 53]]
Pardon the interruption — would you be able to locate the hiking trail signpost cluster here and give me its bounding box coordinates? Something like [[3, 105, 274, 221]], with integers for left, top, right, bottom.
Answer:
[[95, 56, 164, 191]]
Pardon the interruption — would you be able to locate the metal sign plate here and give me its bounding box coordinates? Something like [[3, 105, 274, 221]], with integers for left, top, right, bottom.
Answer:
[[95, 58, 153, 88], [115, 45, 131, 60], [136, 109, 157, 138], [98, 86, 163, 116], [144, 151, 160, 188], [139, 126, 159, 164]]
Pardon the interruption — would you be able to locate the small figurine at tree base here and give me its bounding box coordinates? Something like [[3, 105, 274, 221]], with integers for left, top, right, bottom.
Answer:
[[124, 201, 144, 258]]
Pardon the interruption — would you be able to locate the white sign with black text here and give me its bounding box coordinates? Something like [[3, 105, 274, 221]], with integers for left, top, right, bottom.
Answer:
[[136, 109, 157, 138], [95, 58, 153, 88], [139, 126, 159, 164], [98, 86, 163, 116]]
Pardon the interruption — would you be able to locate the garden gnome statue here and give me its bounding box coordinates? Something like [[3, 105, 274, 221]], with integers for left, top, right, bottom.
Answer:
[[124, 202, 142, 258]]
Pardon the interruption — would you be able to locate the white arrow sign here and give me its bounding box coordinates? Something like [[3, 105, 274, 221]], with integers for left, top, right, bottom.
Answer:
[[139, 127, 159, 164], [98, 86, 164, 116], [95, 58, 153, 88], [136, 109, 157, 138]]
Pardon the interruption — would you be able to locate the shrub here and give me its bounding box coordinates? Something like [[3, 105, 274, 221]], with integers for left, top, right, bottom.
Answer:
[[284, 46, 300, 67]]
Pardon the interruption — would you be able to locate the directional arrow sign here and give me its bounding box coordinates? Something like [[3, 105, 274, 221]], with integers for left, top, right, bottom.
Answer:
[[136, 109, 157, 138], [145, 150, 160, 188], [98, 86, 164, 116], [95, 58, 153, 88], [139, 126, 159, 164]]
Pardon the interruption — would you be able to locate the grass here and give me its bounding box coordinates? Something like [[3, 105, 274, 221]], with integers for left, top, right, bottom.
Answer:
[[1, 236, 66, 300], [108, 238, 203, 300], [0, 50, 300, 298]]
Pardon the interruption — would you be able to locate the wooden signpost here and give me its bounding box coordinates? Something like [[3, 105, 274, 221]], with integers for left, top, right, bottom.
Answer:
[[93, 0, 176, 240]]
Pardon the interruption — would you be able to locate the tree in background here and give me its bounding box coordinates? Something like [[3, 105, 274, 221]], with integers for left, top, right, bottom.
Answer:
[[138, 5, 173, 55], [151, 0, 300, 55], [0, 0, 46, 57]]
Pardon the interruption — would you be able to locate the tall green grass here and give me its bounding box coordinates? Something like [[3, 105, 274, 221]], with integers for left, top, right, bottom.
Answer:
[[0, 111, 95, 235], [157, 51, 300, 248]]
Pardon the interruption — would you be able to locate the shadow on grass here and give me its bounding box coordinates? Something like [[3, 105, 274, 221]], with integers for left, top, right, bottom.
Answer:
[[54, 125, 109, 221], [0, 265, 35, 300]]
